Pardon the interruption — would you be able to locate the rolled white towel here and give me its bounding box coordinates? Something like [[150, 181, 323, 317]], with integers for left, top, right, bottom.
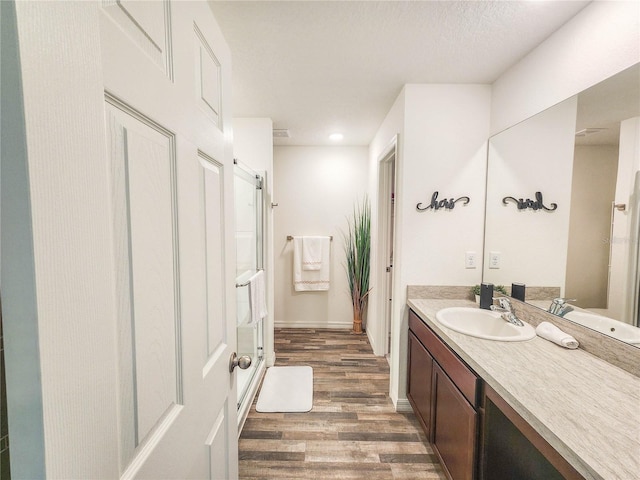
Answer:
[[535, 321, 579, 349]]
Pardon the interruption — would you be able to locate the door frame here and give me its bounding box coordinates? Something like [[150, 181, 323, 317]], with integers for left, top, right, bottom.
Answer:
[[374, 135, 398, 360]]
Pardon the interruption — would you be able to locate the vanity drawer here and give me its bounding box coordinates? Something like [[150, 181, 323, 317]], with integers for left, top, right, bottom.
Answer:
[[409, 309, 479, 407]]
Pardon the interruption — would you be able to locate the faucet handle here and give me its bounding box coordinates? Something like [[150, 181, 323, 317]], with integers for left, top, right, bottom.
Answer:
[[549, 297, 576, 315], [553, 297, 576, 305], [495, 297, 512, 311]]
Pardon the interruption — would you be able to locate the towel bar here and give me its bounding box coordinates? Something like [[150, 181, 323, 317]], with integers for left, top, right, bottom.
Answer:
[[235, 269, 263, 288], [287, 235, 333, 241]]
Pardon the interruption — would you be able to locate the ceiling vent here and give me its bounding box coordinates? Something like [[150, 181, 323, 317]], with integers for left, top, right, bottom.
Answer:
[[273, 129, 290, 138], [575, 128, 607, 137]]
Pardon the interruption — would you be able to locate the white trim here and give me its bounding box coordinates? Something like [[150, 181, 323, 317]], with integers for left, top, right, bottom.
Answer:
[[373, 134, 399, 358], [366, 329, 378, 356], [394, 397, 413, 413], [265, 351, 276, 367], [274, 321, 352, 329]]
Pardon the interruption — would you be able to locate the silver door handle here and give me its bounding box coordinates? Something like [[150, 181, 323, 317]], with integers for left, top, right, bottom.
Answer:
[[229, 352, 252, 373]]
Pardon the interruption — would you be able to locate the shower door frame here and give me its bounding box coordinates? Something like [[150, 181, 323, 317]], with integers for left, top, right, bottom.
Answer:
[[233, 160, 266, 424]]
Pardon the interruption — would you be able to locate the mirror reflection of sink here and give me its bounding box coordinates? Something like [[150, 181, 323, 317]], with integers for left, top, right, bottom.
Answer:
[[435, 307, 536, 342], [563, 311, 640, 345]]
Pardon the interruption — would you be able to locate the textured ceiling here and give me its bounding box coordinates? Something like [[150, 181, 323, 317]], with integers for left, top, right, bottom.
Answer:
[[209, 1, 590, 146]]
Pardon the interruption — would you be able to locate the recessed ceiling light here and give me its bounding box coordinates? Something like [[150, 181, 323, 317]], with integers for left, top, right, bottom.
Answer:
[[329, 133, 344, 141]]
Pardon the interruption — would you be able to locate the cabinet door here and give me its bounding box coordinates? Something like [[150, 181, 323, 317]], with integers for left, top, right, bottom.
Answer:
[[482, 386, 584, 480], [407, 332, 434, 438], [432, 364, 477, 480]]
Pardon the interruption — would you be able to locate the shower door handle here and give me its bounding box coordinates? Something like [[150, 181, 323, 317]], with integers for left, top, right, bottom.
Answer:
[[229, 352, 252, 373]]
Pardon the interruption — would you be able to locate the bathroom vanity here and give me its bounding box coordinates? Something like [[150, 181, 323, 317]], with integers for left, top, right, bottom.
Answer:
[[406, 298, 640, 480], [408, 309, 480, 479]]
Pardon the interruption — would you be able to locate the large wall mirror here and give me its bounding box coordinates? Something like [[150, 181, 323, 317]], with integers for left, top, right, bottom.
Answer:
[[483, 63, 640, 347]]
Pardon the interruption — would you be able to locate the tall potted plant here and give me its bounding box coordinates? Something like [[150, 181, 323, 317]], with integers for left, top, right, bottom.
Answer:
[[344, 197, 371, 334]]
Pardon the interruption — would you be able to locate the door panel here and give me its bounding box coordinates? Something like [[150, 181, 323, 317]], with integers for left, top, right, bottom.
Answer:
[[106, 102, 183, 467], [195, 24, 222, 127], [6, 2, 236, 478], [201, 155, 227, 358], [101, 0, 173, 77], [207, 407, 231, 480], [101, 2, 237, 478]]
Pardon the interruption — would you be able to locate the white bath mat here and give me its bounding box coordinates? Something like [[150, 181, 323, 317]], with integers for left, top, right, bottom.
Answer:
[[256, 366, 313, 413]]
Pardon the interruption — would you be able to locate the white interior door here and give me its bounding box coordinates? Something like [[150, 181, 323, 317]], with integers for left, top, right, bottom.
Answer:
[[377, 138, 397, 359], [4, 2, 238, 478], [100, 2, 238, 478]]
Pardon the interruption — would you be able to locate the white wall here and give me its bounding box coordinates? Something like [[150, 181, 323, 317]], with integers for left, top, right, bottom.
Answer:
[[483, 97, 577, 290], [273, 146, 369, 328], [369, 85, 490, 408], [368, 88, 406, 356], [491, 1, 640, 136], [233, 118, 273, 174], [232, 118, 276, 364], [402, 85, 490, 286], [566, 145, 619, 308]]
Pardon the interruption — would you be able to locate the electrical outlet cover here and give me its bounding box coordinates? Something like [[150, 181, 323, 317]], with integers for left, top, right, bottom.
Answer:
[[489, 251, 501, 269], [465, 251, 476, 269]]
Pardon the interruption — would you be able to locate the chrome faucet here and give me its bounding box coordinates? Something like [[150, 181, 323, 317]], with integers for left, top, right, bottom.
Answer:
[[490, 297, 525, 327], [548, 298, 576, 317]]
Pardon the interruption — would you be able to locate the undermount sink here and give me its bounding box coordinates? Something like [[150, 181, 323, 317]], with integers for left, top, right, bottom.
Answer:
[[435, 307, 536, 342]]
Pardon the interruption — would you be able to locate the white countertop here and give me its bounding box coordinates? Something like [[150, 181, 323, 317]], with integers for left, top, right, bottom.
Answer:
[[408, 298, 640, 480]]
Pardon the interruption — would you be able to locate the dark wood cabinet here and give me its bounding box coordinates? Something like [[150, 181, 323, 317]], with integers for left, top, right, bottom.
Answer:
[[407, 331, 434, 437], [481, 384, 584, 480], [408, 309, 480, 480], [432, 363, 477, 480], [408, 308, 586, 480]]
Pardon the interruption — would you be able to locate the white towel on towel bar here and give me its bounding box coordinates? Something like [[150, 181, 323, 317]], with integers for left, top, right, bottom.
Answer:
[[249, 270, 268, 326], [293, 237, 330, 291], [302, 236, 326, 270]]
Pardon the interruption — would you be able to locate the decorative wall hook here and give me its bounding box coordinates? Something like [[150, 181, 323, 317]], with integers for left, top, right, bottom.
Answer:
[[502, 191, 557, 211], [416, 191, 470, 211]]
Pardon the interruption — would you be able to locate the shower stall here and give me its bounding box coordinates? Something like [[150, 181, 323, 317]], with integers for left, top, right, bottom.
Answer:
[[234, 160, 266, 422]]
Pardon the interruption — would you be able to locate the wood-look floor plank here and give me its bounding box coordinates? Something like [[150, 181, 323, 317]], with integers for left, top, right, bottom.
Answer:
[[239, 328, 446, 480]]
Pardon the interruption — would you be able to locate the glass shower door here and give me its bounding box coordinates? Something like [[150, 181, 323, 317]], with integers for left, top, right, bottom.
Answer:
[[234, 162, 264, 409]]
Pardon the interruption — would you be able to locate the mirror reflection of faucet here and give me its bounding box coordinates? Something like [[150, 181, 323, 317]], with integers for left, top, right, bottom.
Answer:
[[490, 297, 525, 327], [548, 298, 576, 317]]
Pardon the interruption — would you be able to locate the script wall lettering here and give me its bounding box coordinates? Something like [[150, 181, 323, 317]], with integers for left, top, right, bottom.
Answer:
[[502, 191, 558, 211], [416, 191, 470, 211]]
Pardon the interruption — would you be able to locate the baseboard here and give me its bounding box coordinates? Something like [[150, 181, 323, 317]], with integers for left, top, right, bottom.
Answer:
[[265, 351, 276, 367], [395, 397, 413, 413], [366, 328, 386, 357], [274, 320, 352, 329]]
